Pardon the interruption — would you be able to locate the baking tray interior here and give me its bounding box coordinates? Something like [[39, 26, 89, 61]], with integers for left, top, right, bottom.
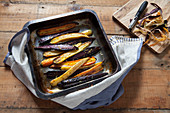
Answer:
[[24, 9, 120, 99]]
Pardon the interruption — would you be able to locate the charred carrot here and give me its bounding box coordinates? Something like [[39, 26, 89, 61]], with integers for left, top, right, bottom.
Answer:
[[50, 57, 90, 86], [73, 62, 103, 78], [41, 56, 58, 67], [37, 22, 78, 37]]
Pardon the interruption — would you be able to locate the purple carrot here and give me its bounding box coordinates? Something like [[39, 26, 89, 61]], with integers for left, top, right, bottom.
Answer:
[[144, 3, 162, 17], [34, 44, 78, 51], [44, 70, 65, 79], [62, 72, 108, 84], [58, 72, 108, 88], [67, 46, 101, 61], [44, 69, 86, 79]]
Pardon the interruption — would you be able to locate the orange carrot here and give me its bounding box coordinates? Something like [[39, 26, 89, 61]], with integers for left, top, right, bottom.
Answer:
[[41, 56, 58, 67], [50, 57, 96, 70], [73, 62, 103, 78]]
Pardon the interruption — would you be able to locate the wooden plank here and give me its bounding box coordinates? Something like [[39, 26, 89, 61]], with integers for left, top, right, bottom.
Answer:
[[0, 67, 169, 109], [10, 0, 129, 7], [1, 32, 169, 69], [0, 3, 38, 32], [134, 45, 170, 69], [0, 0, 10, 2], [109, 69, 170, 109], [0, 109, 169, 113], [0, 32, 15, 66], [0, 2, 128, 34]]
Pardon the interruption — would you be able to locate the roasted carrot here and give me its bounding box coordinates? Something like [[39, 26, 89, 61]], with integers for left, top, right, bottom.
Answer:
[[73, 62, 103, 78], [58, 56, 95, 67], [53, 41, 92, 64], [34, 44, 78, 51], [50, 63, 95, 70], [43, 50, 64, 57], [82, 56, 96, 66], [50, 57, 96, 70], [39, 29, 79, 44], [37, 22, 78, 37], [43, 42, 82, 57], [81, 29, 92, 36], [50, 33, 89, 44], [41, 56, 58, 67], [50, 57, 90, 86]]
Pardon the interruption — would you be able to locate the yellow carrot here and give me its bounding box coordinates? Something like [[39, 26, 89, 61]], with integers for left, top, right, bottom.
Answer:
[[50, 33, 89, 44], [81, 29, 92, 36], [43, 50, 64, 57], [50, 57, 90, 86]]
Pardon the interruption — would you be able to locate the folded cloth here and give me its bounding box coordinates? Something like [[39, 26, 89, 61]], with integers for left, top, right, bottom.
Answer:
[[3, 28, 143, 110]]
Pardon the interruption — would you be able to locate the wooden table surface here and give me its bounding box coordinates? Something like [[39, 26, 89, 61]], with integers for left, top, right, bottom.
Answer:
[[0, 0, 169, 113]]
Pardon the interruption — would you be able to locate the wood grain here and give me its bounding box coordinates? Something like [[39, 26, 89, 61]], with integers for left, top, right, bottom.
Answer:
[[135, 46, 170, 69], [0, 2, 127, 34], [38, 4, 128, 34], [0, 3, 38, 32], [110, 69, 170, 109], [10, 0, 129, 7], [0, 67, 169, 109], [0, 32, 15, 66]]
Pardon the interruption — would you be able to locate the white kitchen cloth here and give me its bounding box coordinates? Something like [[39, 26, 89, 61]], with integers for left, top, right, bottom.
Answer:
[[4, 28, 143, 110]]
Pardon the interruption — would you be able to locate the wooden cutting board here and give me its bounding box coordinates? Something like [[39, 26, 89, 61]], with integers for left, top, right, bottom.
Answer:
[[113, 0, 170, 53]]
